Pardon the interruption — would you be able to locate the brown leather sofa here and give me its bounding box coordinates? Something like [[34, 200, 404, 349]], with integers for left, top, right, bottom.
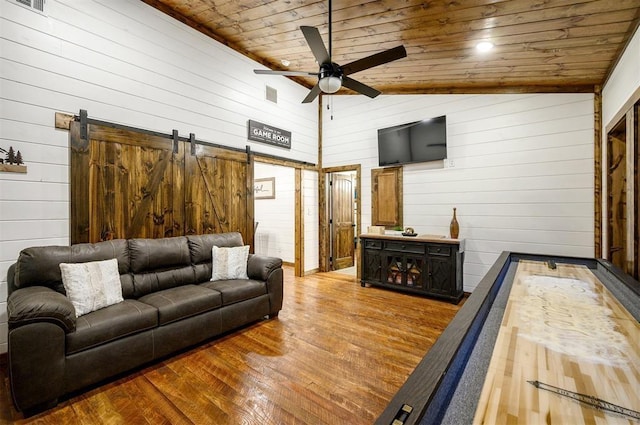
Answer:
[[6, 232, 283, 414]]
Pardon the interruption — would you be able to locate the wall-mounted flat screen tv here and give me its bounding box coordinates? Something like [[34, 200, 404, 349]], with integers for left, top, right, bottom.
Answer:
[[377, 115, 447, 166]]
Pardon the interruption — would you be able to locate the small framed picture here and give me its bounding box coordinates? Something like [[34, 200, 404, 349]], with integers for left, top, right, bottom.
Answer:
[[254, 177, 275, 199]]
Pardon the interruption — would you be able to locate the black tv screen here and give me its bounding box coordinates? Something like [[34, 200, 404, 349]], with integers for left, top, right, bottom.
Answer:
[[377, 115, 447, 166]]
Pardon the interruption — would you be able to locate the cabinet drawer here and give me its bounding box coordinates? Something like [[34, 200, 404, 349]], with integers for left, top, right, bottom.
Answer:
[[363, 239, 382, 249], [385, 241, 425, 254], [427, 245, 451, 256]]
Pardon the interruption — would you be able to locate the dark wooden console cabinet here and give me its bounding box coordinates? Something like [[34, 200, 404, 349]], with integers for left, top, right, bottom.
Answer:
[[360, 234, 464, 303]]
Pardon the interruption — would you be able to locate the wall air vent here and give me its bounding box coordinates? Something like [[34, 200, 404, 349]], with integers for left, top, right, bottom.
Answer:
[[266, 85, 277, 104], [9, 0, 46, 15]]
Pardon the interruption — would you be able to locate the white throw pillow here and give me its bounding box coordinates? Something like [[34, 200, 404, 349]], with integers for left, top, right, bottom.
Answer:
[[211, 245, 249, 281], [60, 258, 124, 317]]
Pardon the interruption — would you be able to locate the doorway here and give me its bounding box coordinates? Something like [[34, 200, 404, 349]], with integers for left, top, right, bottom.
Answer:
[[606, 102, 639, 279], [607, 116, 627, 271], [253, 162, 295, 264], [322, 165, 361, 273], [635, 101, 639, 280], [330, 171, 356, 270]]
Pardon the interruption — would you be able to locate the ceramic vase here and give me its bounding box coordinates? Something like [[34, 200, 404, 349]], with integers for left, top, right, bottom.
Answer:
[[450, 207, 459, 239]]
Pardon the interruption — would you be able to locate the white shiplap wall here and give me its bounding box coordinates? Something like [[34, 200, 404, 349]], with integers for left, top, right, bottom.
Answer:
[[322, 93, 595, 292], [303, 169, 320, 273], [602, 25, 640, 128], [0, 0, 318, 353], [254, 163, 295, 263]]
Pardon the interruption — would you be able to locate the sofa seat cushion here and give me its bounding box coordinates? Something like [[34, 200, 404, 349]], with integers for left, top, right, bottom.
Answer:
[[66, 300, 157, 355], [138, 285, 222, 326], [200, 279, 267, 306]]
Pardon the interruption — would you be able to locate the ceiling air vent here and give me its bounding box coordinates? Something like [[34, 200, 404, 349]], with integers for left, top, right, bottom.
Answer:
[[265, 85, 277, 104], [9, 0, 46, 15]]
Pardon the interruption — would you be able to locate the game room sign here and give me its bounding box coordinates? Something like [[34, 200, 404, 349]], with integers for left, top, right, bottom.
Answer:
[[247, 120, 291, 149]]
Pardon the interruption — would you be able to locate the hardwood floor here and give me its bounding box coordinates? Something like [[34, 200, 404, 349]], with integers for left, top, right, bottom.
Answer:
[[0, 267, 463, 424]]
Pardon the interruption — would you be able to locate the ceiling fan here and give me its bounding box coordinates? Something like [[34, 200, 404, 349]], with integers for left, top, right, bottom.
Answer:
[[254, 0, 407, 103]]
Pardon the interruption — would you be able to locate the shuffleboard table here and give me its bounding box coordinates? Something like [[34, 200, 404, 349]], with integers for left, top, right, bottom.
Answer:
[[376, 252, 640, 425]]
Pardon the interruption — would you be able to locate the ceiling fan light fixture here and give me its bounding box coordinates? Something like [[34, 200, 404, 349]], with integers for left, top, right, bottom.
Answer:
[[319, 75, 342, 93], [256, 8, 407, 103]]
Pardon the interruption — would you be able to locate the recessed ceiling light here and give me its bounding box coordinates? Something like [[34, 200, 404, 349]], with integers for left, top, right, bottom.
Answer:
[[476, 41, 494, 52], [281, 59, 291, 67]]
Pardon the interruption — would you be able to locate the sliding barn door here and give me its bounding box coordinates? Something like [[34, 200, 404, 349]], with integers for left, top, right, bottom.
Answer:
[[70, 122, 184, 243], [184, 144, 254, 245], [70, 119, 253, 248]]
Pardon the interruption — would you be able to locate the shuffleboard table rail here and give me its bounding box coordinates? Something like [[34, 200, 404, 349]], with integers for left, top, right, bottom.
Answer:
[[375, 252, 640, 425]]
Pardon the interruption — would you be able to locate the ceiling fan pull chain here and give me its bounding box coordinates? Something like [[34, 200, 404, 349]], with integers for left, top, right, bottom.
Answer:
[[331, 96, 334, 120]]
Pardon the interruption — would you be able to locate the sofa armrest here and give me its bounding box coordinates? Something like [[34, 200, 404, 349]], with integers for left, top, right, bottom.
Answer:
[[247, 254, 283, 281], [8, 286, 76, 332], [247, 254, 283, 318]]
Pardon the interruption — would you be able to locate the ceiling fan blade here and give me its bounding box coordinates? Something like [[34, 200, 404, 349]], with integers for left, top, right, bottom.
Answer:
[[302, 84, 322, 103], [342, 76, 381, 98], [341, 45, 407, 75], [300, 26, 330, 65], [254, 69, 317, 76]]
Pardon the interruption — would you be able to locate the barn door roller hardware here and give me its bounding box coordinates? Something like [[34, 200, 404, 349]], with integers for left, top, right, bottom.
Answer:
[[172, 130, 179, 154], [79, 109, 88, 141], [190, 133, 196, 156], [72, 110, 313, 166]]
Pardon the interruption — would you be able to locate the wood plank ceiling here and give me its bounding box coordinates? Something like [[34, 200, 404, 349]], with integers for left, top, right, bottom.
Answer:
[[143, 0, 640, 95]]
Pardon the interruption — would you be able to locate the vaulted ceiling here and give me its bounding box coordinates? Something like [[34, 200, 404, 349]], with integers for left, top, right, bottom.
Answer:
[[143, 0, 640, 95]]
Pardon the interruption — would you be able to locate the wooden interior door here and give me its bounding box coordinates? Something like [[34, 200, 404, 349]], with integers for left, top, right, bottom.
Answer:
[[331, 173, 355, 270], [607, 118, 627, 271]]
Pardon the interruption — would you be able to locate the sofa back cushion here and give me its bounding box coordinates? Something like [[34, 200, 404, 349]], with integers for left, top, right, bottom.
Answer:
[[128, 236, 195, 297], [14, 240, 130, 296], [187, 233, 244, 283]]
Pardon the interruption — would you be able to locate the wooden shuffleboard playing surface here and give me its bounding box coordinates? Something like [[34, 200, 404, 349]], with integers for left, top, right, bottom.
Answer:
[[473, 260, 640, 424]]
